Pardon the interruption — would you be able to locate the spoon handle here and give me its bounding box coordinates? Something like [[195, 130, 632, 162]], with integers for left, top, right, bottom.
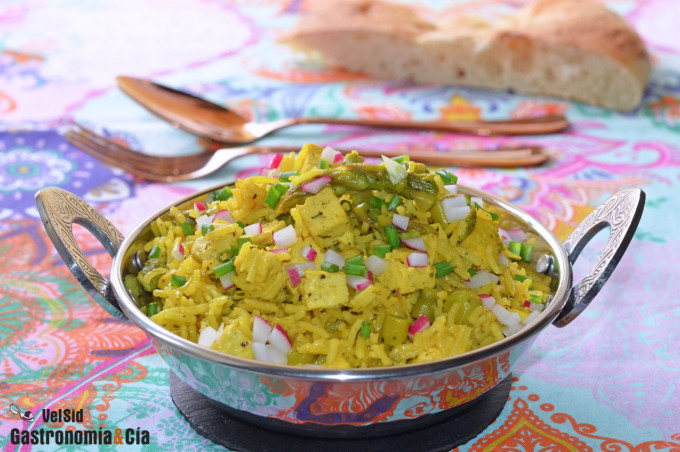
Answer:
[[292, 115, 569, 136]]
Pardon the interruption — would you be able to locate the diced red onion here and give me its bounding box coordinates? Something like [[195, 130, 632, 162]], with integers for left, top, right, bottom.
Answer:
[[194, 202, 206, 215], [198, 325, 219, 347], [195, 214, 214, 228], [400, 237, 426, 252], [523, 300, 531, 308], [220, 271, 235, 290], [479, 294, 496, 310], [273, 225, 297, 248], [300, 245, 317, 262], [213, 210, 234, 223], [301, 176, 332, 194], [407, 252, 429, 268], [491, 304, 521, 326], [498, 228, 511, 246], [443, 184, 458, 195], [267, 324, 292, 355], [346, 274, 371, 291], [464, 270, 499, 289], [522, 310, 541, 326], [365, 255, 387, 276], [502, 323, 524, 337], [320, 146, 337, 163], [268, 154, 283, 169], [243, 222, 262, 237], [392, 214, 410, 231], [287, 267, 301, 287], [324, 249, 345, 269], [408, 315, 431, 340], [252, 315, 273, 344], [507, 228, 527, 242], [172, 243, 185, 261]]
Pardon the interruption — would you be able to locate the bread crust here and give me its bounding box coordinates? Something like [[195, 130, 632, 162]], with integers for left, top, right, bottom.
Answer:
[[280, 0, 650, 111]]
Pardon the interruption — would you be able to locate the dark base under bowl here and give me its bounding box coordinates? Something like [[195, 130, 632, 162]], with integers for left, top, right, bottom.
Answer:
[[170, 371, 511, 451]]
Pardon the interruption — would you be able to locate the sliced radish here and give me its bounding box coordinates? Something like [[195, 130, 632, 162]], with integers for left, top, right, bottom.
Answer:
[[498, 253, 510, 266], [194, 202, 206, 215], [266, 345, 287, 365], [251, 342, 286, 364], [220, 271, 235, 290], [346, 274, 371, 291], [301, 176, 331, 194], [479, 294, 497, 310], [259, 167, 278, 177], [507, 228, 527, 242], [287, 267, 302, 287], [300, 245, 317, 262], [408, 314, 431, 340], [198, 325, 219, 347], [213, 210, 234, 223], [252, 315, 273, 344], [498, 228, 512, 247], [268, 248, 289, 254], [443, 184, 458, 195], [442, 200, 470, 222], [529, 302, 545, 312], [407, 252, 429, 268], [502, 323, 524, 337], [320, 146, 338, 163], [400, 237, 427, 252], [491, 304, 521, 326], [464, 270, 499, 289], [172, 243, 185, 261], [273, 225, 297, 248], [392, 214, 409, 231], [267, 324, 293, 355], [333, 152, 344, 163], [243, 222, 262, 237], [195, 214, 214, 228], [324, 249, 345, 269], [521, 310, 541, 326], [365, 255, 387, 276], [268, 154, 283, 169]]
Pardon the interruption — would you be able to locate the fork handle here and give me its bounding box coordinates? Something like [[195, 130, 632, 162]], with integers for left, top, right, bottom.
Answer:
[[291, 115, 569, 136]]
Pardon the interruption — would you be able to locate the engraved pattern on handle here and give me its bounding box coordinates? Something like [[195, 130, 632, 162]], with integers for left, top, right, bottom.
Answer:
[[35, 187, 129, 322], [553, 189, 645, 327]]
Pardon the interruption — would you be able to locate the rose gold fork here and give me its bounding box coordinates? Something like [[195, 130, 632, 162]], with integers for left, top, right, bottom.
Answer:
[[66, 125, 549, 182]]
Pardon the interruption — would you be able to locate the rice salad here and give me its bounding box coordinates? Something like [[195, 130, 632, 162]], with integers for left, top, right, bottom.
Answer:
[[124, 144, 553, 369]]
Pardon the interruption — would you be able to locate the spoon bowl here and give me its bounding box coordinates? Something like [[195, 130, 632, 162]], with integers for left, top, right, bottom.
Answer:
[[116, 76, 569, 145]]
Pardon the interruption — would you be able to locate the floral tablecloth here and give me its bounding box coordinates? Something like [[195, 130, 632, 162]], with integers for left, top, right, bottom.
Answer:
[[1, 0, 679, 450]]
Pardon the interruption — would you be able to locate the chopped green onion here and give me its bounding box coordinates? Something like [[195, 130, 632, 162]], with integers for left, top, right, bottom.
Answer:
[[520, 243, 533, 262], [147, 302, 159, 317], [214, 259, 235, 278], [435, 169, 458, 185], [318, 160, 330, 169], [387, 195, 402, 210], [508, 241, 523, 257], [529, 291, 543, 304], [374, 244, 391, 258], [216, 248, 232, 262], [279, 170, 300, 182], [385, 225, 400, 250], [236, 221, 245, 230], [274, 183, 289, 194], [148, 246, 161, 259], [514, 274, 533, 289], [391, 155, 409, 163], [171, 275, 187, 287], [370, 196, 386, 208], [201, 224, 214, 236], [213, 187, 233, 201], [344, 263, 367, 276], [468, 268, 478, 276], [230, 237, 251, 255], [360, 321, 371, 338], [433, 262, 454, 278], [321, 262, 340, 273], [345, 255, 364, 266], [181, 221, 194, 236], [264, 185, 283, 209]]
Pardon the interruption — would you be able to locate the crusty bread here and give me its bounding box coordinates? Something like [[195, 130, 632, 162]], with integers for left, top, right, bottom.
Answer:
[[279, 0, 650, 111]]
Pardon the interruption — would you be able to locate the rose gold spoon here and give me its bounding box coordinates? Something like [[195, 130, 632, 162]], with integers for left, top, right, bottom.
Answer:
[[117, 75, 569, 145]]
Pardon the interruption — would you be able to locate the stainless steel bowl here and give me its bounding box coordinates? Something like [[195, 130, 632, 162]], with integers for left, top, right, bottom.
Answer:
[[35, 183, 644, 438]]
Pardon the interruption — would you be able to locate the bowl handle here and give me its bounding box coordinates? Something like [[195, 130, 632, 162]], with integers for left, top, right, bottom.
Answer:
[[553, 188, 645, 327], [35, 187, 129, 322]]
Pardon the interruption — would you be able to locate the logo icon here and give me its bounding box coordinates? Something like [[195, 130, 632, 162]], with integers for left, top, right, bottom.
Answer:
[[9, 403, 34, 422]]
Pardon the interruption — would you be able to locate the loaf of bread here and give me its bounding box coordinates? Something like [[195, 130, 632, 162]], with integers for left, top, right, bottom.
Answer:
[[279, 0, 651, 111]]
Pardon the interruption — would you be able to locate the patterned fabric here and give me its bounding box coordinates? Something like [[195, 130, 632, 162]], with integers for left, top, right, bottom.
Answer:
[[1, 0, 679, 450]]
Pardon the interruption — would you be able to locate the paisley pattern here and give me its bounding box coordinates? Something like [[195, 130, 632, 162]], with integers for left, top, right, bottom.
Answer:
[[1, 0, 679, 450]]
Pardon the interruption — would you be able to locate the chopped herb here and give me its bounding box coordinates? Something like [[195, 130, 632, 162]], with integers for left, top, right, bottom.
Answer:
[[181, 221, 194, 236], [433, 261, 454, 278], [236, 221, 245, 230], [468, 268, 478, 276], [360, 321, 371, 338], [171, 275, 187, 287], [148, 246, 161, 259], [321, 262, 340, 273], [374, 244, 391, 258], [201, 224, 214, 236]]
